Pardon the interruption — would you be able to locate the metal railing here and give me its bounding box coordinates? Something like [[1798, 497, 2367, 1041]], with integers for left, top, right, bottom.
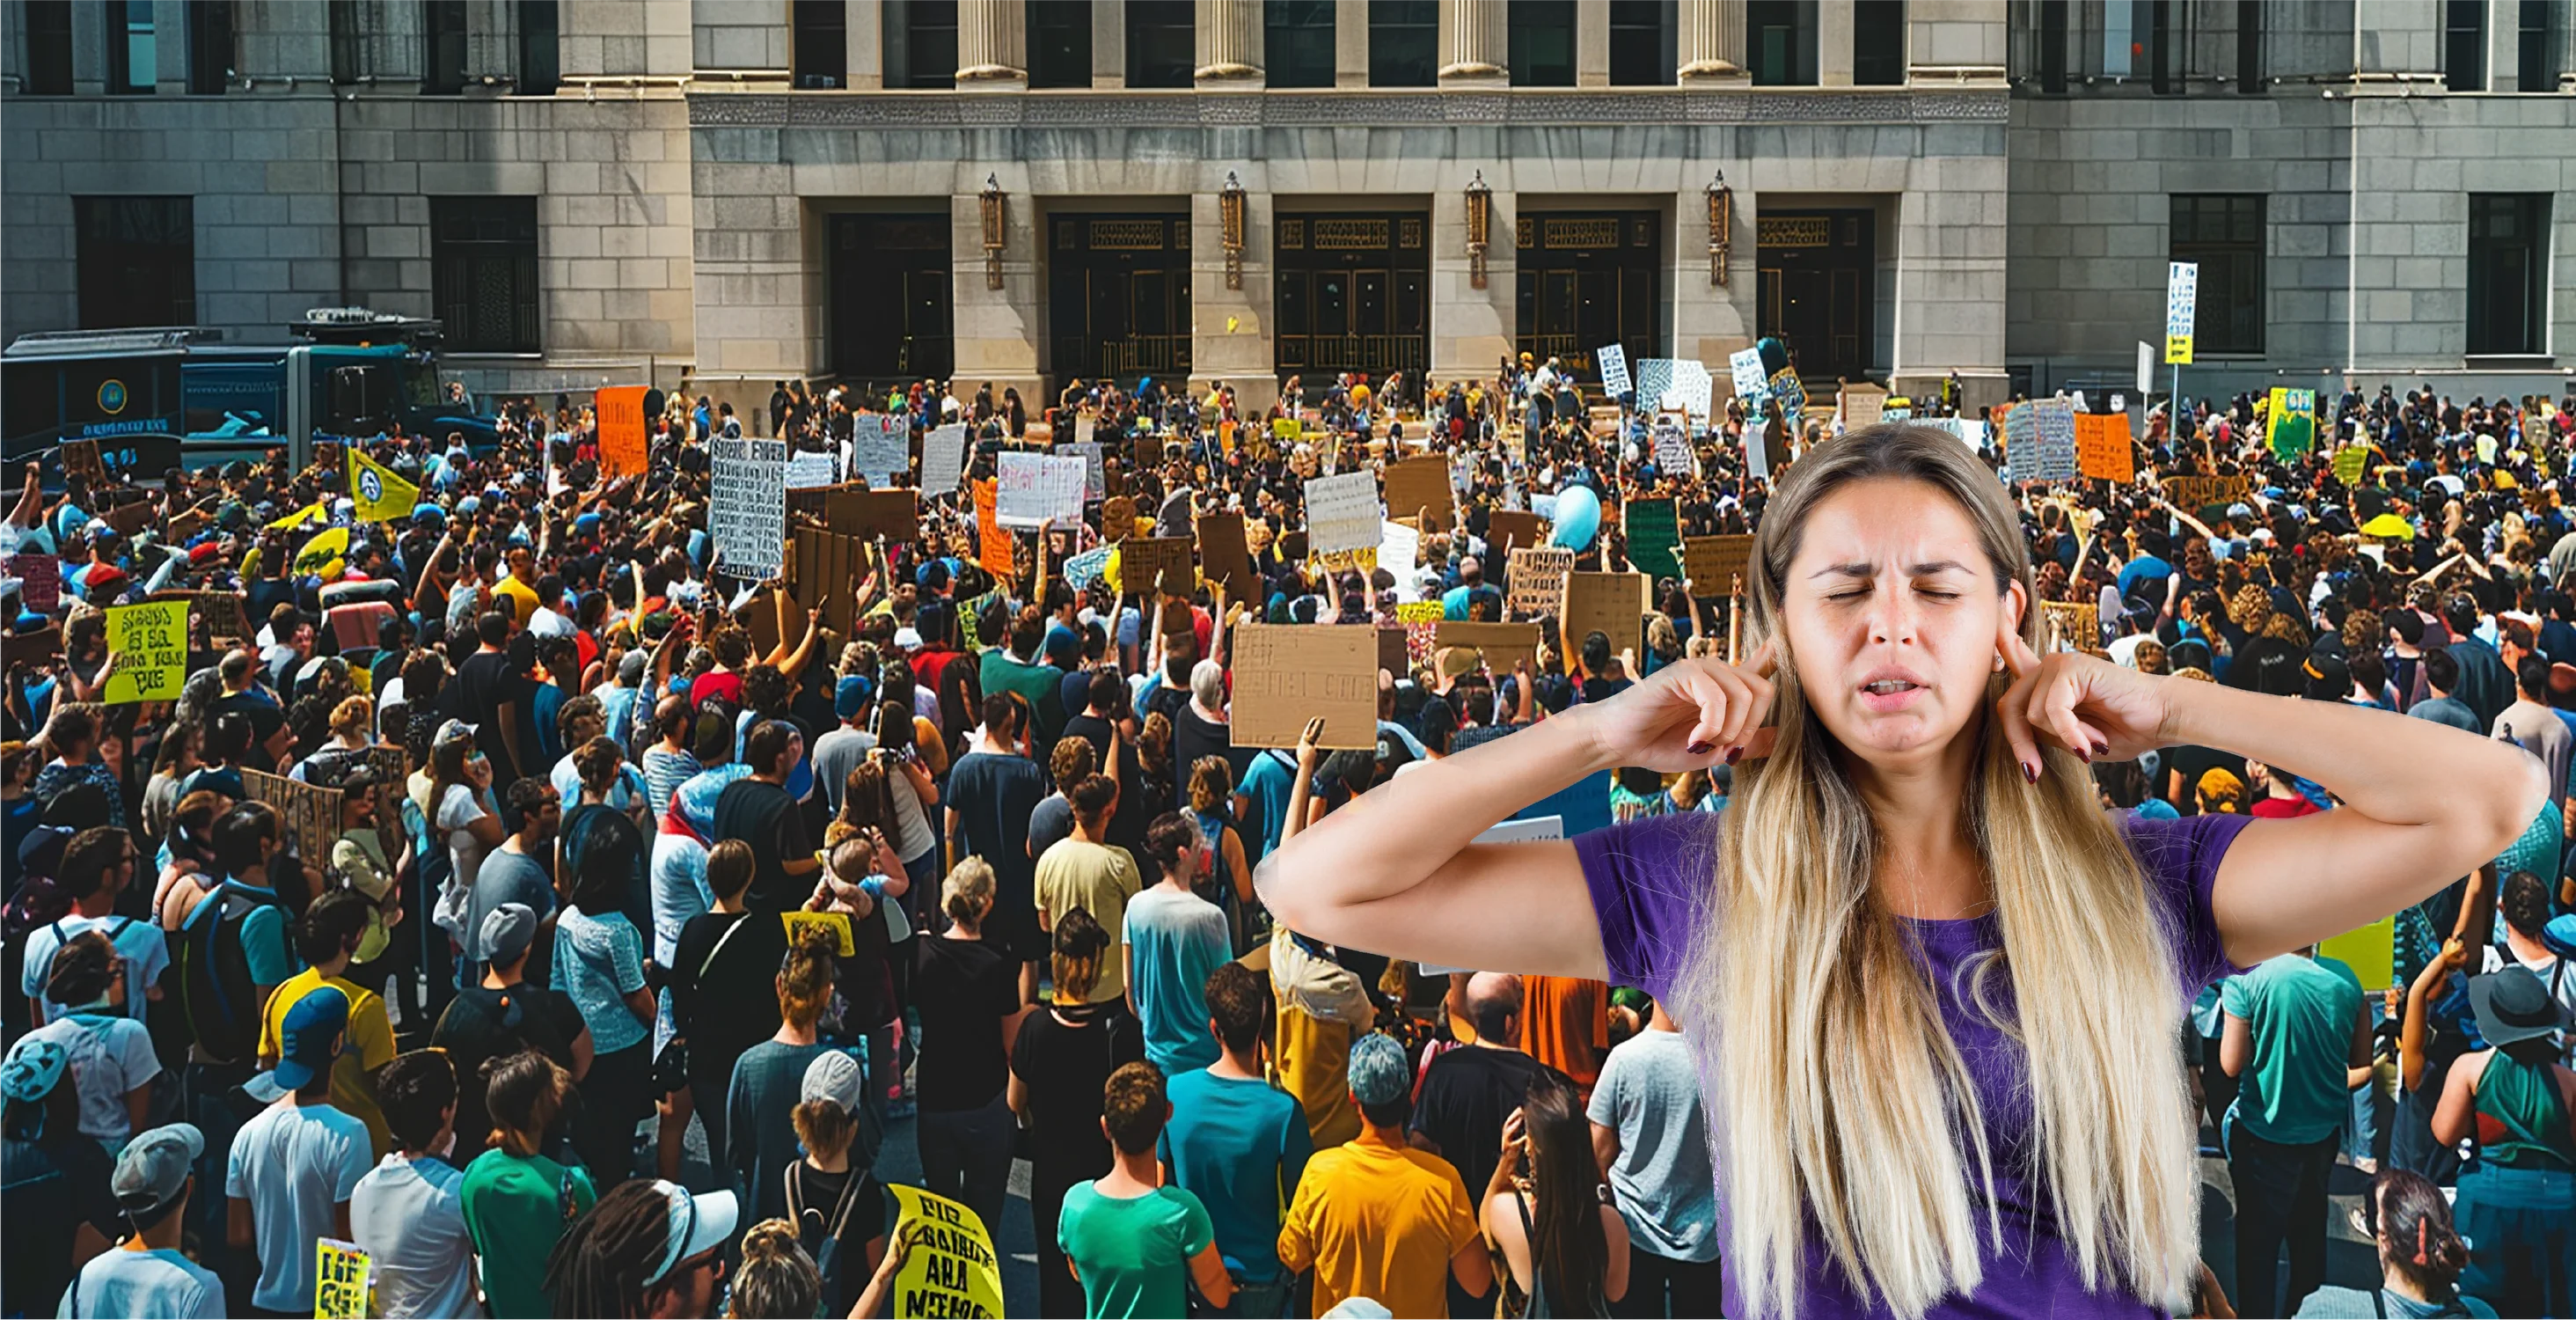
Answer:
[[1277, 334, 1428, 376], [1057, 334, 1192, 380]]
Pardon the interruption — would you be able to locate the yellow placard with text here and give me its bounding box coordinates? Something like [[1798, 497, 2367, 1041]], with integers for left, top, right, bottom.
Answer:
[[2319, 915, 2397, 992], [2164, 332, 2192, 365], [102, 600, 188, 704], [887, 1184, 1005, 1319], [314, 1237, 372, 1319], [781, 909, 855, 957]]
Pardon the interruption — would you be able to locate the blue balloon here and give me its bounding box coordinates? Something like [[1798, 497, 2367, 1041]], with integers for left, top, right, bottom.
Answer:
[[1550, 484, 1602, 550]]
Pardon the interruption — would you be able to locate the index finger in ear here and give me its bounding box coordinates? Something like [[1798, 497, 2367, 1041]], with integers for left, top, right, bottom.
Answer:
[[1739, 640, 1778, 678], [2000, 627, 2045, 678]]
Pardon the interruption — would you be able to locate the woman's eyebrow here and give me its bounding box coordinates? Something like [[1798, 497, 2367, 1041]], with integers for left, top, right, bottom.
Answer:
[[1807, 559, 1973, 579]]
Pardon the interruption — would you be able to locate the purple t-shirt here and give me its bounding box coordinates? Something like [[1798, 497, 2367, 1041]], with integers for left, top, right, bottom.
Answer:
[[1574, 808, 2250, 1319]]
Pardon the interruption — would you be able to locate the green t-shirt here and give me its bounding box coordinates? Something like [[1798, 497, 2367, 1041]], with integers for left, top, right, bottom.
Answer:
[[459, 1148, 597, 1320], [979, 649, 1066, 745], [1057, 1181, 1216, 1319], [2221, 953, 2363, 1146]]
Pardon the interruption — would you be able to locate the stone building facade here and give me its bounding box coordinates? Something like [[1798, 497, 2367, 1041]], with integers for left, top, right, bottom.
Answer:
[[4, 0, 2570, 420]]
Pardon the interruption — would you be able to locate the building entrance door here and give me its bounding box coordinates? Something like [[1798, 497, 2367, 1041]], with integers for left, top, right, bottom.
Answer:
[[1275, 211, 1430, 391], [1048, 213, 1192, 385], [1755, 209, 1876, 384], [1513, 211, 1662, 380], [827, 213, 952, 390]]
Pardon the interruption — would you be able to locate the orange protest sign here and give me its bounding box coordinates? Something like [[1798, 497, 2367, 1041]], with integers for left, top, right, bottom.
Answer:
[[597, 385, 649, 479], [2074, 413, 2133, 482], [974, 479, 1014, 576]]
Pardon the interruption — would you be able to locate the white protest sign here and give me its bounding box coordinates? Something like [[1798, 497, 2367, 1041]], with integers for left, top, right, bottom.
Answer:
[[920, 422, 969, 495], [1062, 544, 1114, 589], [1671, 360, 1714, 426], [1652, 419, 1694, 473], [1596, 344, 1631, 402], [1303, 470, 1382, 554], [710, 437, 787, 577], [2164, 261, 2199, 364], [2029, 399, 2080, 481], [851, 414, 910, 486], [1059, 441, 1105, 502], [995, 452, 1086, 529], [786, 450, 838, 489], [1379, 520, 1421, 600], [1744, 423, 1771, 480], [1074, 413, 1096, 446], [1730, 348, 1768, 404]]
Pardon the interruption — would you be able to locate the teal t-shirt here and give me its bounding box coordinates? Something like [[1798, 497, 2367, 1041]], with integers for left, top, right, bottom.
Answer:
[[1057, 1181, 1216, 1319], [1123, 887, 1231, 1076], [459, 1149, 596, 1320], [2221, 953, 2363, 1146], [1157, 1068, 1314, 1284]]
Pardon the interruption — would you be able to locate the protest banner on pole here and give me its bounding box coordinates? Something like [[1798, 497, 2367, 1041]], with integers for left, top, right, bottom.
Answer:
[[102, 600, 188, 704], [348, 448, 421, 522], [885, 1185, 1006, 1320], [1624, 497, 1681, 581], [1728, 347, 1768, 403], [1059, 441, 1106, 502], [920, 422, 970, 496], [2164, 261, 2199, 365], [852, 414, 911, 487], [1231, 623, 1379, 750], [1381, 456, 1454, 532], [973, 480, 1013, 576], [1302, 470, 1381, 554], [1507, 546, 1574, 618], [2266, 387, 2316, 460], [1562, 572, 1651, 656], [710, 437, 787, 577], [2026, 400, 2079, 482], [1651, 418, 1694, 473], [2074, 412, 2134, 482], [1118, 537, 1197, 598], [241, 767, 342, 868], [995, 452, 1085, 529], [314, 1238, 372, 1320], [596, 385, 649, 479]]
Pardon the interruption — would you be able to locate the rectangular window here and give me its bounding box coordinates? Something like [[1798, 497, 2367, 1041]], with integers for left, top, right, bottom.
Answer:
[[2143, 0, 2178, 93], [106, 0, 157, 93], [2521, 0, 2563, 91], [2037, 0, 2067, 92], [1126, 0, 1193, 87], [23, 0, 73, 94], [517, 0, 559, 93], [1745, 0, 1816, 85], [1508, 0, 1577, 85], [2445, 0, 2485, 91], [2469, 194, 2550, 356], [1028, 0, 1093, 87], [2236, 0, 2261, 92], [794, 0, 848, 86], [1265, 0, 1336, 88], [1367, 0, 1436, 85], [186, 0, 233, 93], [423, 0, 469, 94], [328, 0, 362, 82], [76, 197, 195, 329], [431, 197, 541, 354], [1852, 0, 1902, 84], [2170, 194, 2265, 356], [1607, 0, 1674, 86], [904, 0, 959, 86]]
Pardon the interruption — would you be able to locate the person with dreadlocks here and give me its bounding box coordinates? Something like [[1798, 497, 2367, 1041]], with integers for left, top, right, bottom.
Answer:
[[542, 1177, 739, 1319]]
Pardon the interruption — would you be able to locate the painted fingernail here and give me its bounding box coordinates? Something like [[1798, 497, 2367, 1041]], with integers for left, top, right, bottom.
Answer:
[[1726, 746, 1744, 765], [2091, 740, 2110, 758], [2075, 747, 2092, 764], [1687, 739, 1715, 756], [2022, 760, 2039, 783]]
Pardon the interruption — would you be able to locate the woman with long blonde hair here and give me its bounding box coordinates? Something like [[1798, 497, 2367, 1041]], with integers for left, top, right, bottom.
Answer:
[[1260, 425, 2544, 1317]]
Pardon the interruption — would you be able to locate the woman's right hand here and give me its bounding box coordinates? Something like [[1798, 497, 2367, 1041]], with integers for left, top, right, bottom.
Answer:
[[1564, 642, 1775, 773]]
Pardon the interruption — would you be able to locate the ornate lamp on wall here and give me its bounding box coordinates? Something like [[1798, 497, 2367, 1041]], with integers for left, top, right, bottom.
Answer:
[[1707, 170, 1733, 287], [979, 172, 1006, 290], [1219, 171, 1246, 290], [1465, 171, 1491, 290]]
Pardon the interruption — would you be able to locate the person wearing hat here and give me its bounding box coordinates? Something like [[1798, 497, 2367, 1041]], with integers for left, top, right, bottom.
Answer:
[[225, 984, 375, 1315], [57, 1123, 223, 1318], [779, 1048, 892, 1314], [1, 1035, 123, 1316], [255, 891, 399, 1159], [1278, 1030, 1490, 1320], [543, 1177, 739, 1319], [2430, 964, 2576, 1316]]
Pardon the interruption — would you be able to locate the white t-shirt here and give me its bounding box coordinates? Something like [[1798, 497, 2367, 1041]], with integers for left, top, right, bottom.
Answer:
[[22, 1014, 158, 1146], [350, 1151, 482, 1319], [19, 915, 167, 1023], [438, 783, 491, 894], [225, 1102, 372, 1312], [57, 1247, 225, 1319]]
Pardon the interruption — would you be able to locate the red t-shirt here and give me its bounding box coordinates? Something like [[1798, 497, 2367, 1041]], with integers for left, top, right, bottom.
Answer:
[[691, 669, 744, 710], [2249, 796, 2322, 819]]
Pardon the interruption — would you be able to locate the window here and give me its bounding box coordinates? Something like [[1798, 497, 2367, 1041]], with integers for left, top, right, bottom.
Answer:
[[2170, 194, 2265, 356], [1266, 0, 1336, 87], [423, 0, 468, 93], [517, 0, 558, 93], [901, 0, 958, 86], [76, 197, 194, 329], [1028, 0, 1093, 87], [794, 0, 848, 87], [2445, 0, 2485, 91], [328, 0, 362, 81], [1607, 0, 1674, 85], [431, 198, 541, 354], [1852, 0, 1902, 84], [1367, 0, 1436, 85], [2236, 0, 2261, 92], [2037, 0, 2067, 92], [106, 0, 156, 93], [186, 0, 233, 93], [1126, 0, 1193, 87], [2521, 0, 2563, 91], [1745, 0, 1815, 85], [22, 0, 72, 94], [2144, 0, 2180, 92], [1509, 0, 1576, 85], [2469, 194, 2550, 356]]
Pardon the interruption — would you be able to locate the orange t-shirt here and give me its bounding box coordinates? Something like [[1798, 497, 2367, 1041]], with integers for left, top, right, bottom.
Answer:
[[1518, 975, 1609, 1091]]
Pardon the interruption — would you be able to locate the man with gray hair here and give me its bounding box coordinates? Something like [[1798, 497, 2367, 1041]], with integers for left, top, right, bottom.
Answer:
[[1277, 1032, 1490, 1319]]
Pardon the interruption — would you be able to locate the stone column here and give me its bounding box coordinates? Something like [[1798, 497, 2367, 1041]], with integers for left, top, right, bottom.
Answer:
[[847, 0, 885, 86], [1093, 0, 1126, 85], [1197, 0, 1262, 82], [2485, 0, 2518, 90], [1438, 0, 1504, 84], [955, 0, 1026, 84], [1818, 0, 1854, 84], [1335, 0, 1368, 86], [1190, 180, 1278, 414], [1577, 0, 1610, 85], [1677, 0, 1745, 81]]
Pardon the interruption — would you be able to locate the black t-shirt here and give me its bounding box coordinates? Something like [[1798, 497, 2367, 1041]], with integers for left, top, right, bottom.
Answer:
[[429, 980, 588, 1151], [1172, 707, 1232, 810], [211, 689, 289, 771], [1410, 1046, 1568, 1196], [2164, 744, 2247, 816], [713, 777, 811, 913], [785, 1161, 891, 1316], [914, 935, 1022, 1112], [449, 650, 536, 782], [1061, 712, 1150, 849], [672, 909, 787, 1072], [2, 1134, 120, 1318], [1009, 1002, 1143, 1179]]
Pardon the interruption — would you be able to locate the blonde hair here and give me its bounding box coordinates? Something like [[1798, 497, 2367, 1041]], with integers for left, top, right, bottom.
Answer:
[[942, 855, 996, 927], [729, 1219, 823, 1319], [1680, 426, 2198, 1318]]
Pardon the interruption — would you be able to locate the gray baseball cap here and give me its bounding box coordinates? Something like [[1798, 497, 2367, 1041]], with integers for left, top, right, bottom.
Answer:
[[801, 1049, 865, 1112], [113, 1123, 206, 1218], [481, 902, 538, 965]]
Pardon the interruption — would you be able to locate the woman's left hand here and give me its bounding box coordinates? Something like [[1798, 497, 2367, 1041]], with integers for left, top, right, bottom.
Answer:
[[1994, 627, 2176, 774]]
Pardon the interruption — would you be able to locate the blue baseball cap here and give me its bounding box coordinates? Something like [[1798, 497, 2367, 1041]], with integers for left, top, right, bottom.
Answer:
[[272, 985, 350, 1093], [835, 674, 875, 721]]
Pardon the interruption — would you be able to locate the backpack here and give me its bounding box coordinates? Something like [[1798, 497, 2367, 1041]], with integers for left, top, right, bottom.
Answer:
[[173, 883, 284, 1065], [786, 1161, 871, 1310]]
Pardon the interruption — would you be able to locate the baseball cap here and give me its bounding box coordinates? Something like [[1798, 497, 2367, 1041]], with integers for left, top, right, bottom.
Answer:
[[801, 1049, 865, 1113], [835, 674, 875, 721], [2301, 654, 2350, 701], [0, 1037, 69, 1104], [481, 902, 538, 965], [112, 1123, 205, 1219], [618, 649, 651, 686], [1346, 1032, 1411, 1106], [16, 823, 74, 877], [271, 984, 351, 1093], [643, 1181, 740, 1287], [893, 627, 924, 652]]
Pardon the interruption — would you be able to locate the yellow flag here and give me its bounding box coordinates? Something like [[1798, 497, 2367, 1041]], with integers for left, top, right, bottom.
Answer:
[[267, 502, 329, 532], [348, 447, 420, 523]]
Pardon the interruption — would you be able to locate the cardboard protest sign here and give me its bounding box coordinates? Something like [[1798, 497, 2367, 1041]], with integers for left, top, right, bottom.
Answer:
[[2163, 473, 2250, 510], [1378, 625, 1411, 678], [1681, 534, 1757, 593], [1119, 537, 1197, 598], [8, 554, 60, 612], [1196, 512, 1255, 593], [886, 1184, 1005, 1320], [995, 453, 1085, 529], [314, 1238, 371, 1320], [59, 438, 107, 488], [792, 529, 868, 637], [852, 414, 911, 486], [1486, 511, 1550, 560], [974, 480, 1014, 576], [827, 488, 919, 543], [1562, 571, 1651, 656], [241, 766, 342, 869], [596, 385, 649, 479], [1230, 623, 1379, 750], [1381, 456, 1455, 532], [920, 423, 970, 496], [1508, 546, 1575, 618], [102, 599, 189, 703], [1624, 498, 1681, 581], [1841, 387, 1885, 428], [1437, 621, 1541, 674], [781, 910, 856, 957], [2074, 412, 2134, 482], [741, 585, 810, 658], [710, 437, 788, 577], [150, 589, 248, 646], [1303, 471, 1381, 554]]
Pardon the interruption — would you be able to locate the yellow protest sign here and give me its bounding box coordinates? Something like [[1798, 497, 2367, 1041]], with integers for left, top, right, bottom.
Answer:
[[294, 525, 352, 579], [348, 447, 421, 522], [267, 501, 329, 532], [2319, 914, 2396, 992], [887, 1184, 1004, 1319], [782, 909, 855, 957], [2332, 445, 2370, 484], [102, 600, 188, 704], [314, 1237, 372, 1319]]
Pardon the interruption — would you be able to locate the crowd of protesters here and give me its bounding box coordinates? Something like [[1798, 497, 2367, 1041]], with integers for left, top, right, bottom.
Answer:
[[0, 350, 2570, 1320]]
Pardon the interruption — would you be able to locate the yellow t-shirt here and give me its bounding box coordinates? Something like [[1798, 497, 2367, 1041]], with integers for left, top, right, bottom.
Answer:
[[1275, 1007, 1359, 1151], [1034, 840, 1143, 1002], [490, 573, 540, 626], [257, 968, 399, 1160], [1277, 1127, 1481, 1320]]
